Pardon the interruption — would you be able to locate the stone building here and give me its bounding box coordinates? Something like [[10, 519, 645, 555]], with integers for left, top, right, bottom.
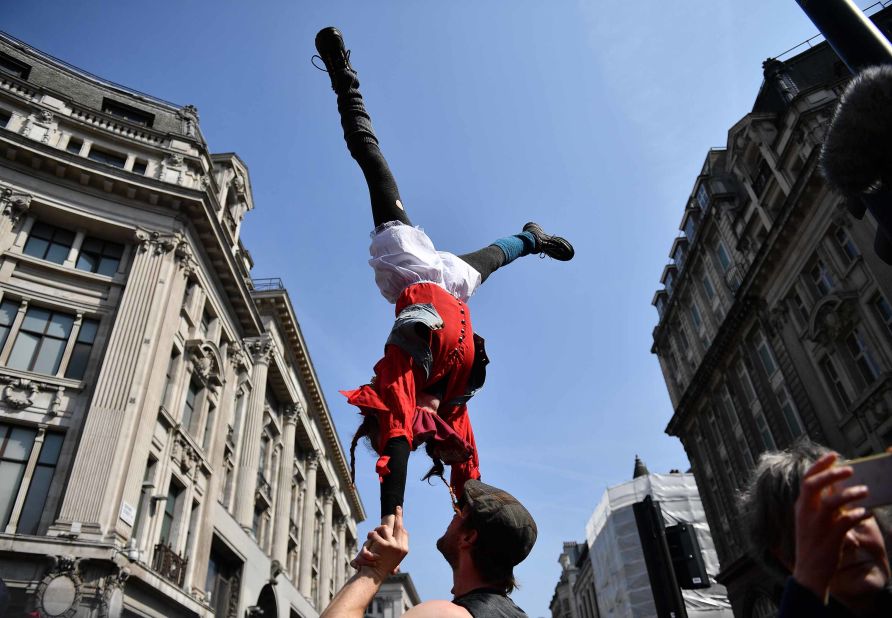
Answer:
[[549, 541, 599, 618], [651, 6, 892, 616], [0, 31, 365, 617], [364, 573, 420, 618]]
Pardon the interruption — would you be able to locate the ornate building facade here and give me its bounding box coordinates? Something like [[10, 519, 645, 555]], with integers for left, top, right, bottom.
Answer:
[[651, 6, 892, 617], [0, 32, 364, 617]]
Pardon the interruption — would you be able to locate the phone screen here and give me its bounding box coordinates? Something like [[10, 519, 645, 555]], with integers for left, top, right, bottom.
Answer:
[[836, 452, 892, 509]]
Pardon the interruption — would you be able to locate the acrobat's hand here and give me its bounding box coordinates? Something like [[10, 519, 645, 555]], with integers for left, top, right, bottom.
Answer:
[[350, 507, 408, 578]]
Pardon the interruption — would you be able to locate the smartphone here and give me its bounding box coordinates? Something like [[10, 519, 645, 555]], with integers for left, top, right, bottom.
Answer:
[[836, 452, 892, 509]]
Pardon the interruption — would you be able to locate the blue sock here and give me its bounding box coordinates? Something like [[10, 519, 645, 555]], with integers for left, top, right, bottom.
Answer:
[[491, 231, 537, 264]]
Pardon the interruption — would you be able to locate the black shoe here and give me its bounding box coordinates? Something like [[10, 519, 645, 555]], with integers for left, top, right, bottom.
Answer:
[[314, 27, 356, 92], [523, 222, 575, 261]]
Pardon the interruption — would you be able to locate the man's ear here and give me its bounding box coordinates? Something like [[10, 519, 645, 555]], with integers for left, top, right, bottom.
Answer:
[[458, 527, 478, 549]]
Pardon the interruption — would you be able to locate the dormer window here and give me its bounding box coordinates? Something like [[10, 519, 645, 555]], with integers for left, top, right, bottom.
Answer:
[[0, 52, 31, 80], [101, 98, 154, 127], [696, 184, 710, 211]]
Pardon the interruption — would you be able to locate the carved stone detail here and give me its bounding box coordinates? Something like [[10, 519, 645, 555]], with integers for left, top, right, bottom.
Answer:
[[228, 344, 249, 372], [283, 401, 302, 425], [177, 104, 200, 137], [245, 335, 275, 365], [135, 228, 181, 256], [0, 186, 32, 224], [807, 294, 859, 347], [186, 340, 224, 391], [171, 432, 199, 475], [2, 378, 39, 410], [36, 555, 82, 618]]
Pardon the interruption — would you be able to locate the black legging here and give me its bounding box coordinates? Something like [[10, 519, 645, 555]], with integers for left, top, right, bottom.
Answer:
[[332, 64, 509, 516]]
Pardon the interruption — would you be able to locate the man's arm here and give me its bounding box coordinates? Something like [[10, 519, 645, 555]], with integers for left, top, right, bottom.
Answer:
[[321, 507, 408, 618]]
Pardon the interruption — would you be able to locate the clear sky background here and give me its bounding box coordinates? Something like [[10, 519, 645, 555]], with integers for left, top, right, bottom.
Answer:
[[6, 1, 874, 615]]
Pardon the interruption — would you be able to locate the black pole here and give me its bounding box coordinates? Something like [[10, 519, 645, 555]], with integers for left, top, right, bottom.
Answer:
[[793, 0, 892, 72], [633, 496, 688, 618]]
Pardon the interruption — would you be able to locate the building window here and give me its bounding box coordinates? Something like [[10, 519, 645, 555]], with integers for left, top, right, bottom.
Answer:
[[75, 237, 124, 276], [65, 137, 83, 155], [775, 386, 805, 438], [87, 145, 127, 169], [702, 273, 716, 301], [683, 214, 697, 240], [834, 227, 859, 264], [23, 222, 74, 265], [0, 299, 18, 351], [664, 271, 675, 295], [690, 302, 703, 332], [63, 318, 99, 380], [102, 98, 155, 127], [206, 539, 242, 618], [696, 184, 710, 210], [202, 404, 216, 451], [715, 242, 732, 273], [752, 160, 772, 196], [845, 328, 881, 385], [754, 330, 778, 377], [132, 159, 148, 175], [17, 431, 63, 535], [790, 289, 810, 326], [0, 53, 31, 80], [754, 410, 776, 450], [0, 424, 37, 528], [8, 307, 73, 375], [810, 258, 834, 296], [873, 294, 892, 337], [735, 360, 757, 406], [819, 355, 852, 411], [159, 480, 184, 545], [182, 378, 201, 433]]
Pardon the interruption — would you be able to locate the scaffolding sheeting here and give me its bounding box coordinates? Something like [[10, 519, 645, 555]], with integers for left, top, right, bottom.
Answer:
[[584, 473, 734, 618]]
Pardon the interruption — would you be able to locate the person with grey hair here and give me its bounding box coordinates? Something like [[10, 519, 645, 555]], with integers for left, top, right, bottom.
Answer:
[[740, 439, 892, 616]]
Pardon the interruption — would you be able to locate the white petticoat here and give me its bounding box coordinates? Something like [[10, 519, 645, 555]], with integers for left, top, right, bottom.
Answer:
[[369, 222, 482, 303]]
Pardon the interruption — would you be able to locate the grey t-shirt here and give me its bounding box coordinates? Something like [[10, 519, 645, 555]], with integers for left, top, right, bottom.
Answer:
[[453, 589, 528, 618]]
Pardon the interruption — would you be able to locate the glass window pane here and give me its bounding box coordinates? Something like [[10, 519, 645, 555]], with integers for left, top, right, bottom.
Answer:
[[4, 426, 36, 460], [30, 222, 54, 240], [0, 300, 18, 326], [0, 325, 10, 351], [75, 253, 98, 273], [45, 313, 74, 339], [17, 465, 53, 535], [53, 229, 75, 245], [21, 308, 50, 333], [32, 337, 66, 374], [64, 344, 90, 380], [97, 256, 119, 276], [38, 433, 64, 465], [77, 320, 99, 343], [0, 461, 26, 527], [22, 237, 49, 259], [80, 238, 102, 254], [104, 243, 124, 259], [44, 242, 70, 264], [8, 332, 39, 370]]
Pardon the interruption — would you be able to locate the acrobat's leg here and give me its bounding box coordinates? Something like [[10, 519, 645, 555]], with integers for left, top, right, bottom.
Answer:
[[458, 222, 575, 283], [315, 27, 410, 228]]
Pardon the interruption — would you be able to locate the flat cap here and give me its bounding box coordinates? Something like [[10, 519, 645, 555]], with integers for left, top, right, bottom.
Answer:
[[462, 480, 537, 567]]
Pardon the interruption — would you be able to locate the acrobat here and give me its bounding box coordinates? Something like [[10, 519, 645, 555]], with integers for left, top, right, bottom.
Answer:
[[313, 27, 574, 527]]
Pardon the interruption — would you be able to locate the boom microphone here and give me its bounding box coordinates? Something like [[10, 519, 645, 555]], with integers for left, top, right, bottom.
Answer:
[[820, 65, 892, 264]]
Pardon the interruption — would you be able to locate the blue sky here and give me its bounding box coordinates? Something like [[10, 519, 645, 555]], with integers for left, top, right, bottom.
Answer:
[[6, 1, 870, 615]]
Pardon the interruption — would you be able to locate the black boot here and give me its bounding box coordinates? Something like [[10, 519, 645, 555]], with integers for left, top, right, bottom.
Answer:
[[314, 27, 358, 93], [523, 222, 575, 261]]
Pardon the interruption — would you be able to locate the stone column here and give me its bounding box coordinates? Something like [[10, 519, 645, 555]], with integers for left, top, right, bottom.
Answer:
[[319, 490, 335, 606], [272, 403, 299, 566], [56, 229, 189, 539], [233, 335, 274, 529], [335, 516, 346, 591], [298, 452, 319, 597]]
